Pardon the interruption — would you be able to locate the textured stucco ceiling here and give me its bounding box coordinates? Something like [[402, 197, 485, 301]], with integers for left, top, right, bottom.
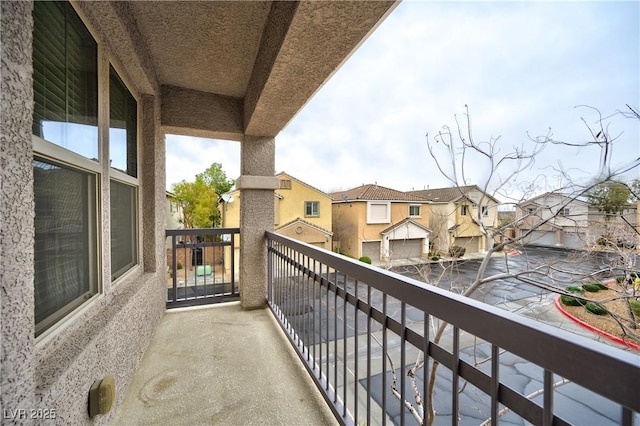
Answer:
[[128, 1, 271, 98], [80, 1, 398, 139]]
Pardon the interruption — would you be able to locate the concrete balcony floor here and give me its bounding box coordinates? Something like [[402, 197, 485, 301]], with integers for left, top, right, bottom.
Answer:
[[113, 302, 337, 425]]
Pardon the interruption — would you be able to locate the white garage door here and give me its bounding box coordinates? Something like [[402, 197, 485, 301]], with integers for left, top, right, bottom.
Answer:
[[361, 241, 381, 260], [526, 230, 555, 247], [454, 237, 479, 253], [563, 232, 586, 250], [389, 239, 422, 260]]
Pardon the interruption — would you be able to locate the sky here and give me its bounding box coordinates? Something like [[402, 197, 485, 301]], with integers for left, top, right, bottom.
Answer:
[[165, 0, 640, 204]]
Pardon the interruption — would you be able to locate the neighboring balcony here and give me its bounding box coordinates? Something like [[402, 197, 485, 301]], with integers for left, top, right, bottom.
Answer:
[[117, 228, 640, 425]]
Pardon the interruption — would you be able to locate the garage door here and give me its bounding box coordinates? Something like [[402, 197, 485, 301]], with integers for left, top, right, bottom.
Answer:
[[526, 230, 555, 247], [361, 241, 380, 261], [563, 232, 586, 250], [389, 239, 422, 260], [454, 237, 479, 253]]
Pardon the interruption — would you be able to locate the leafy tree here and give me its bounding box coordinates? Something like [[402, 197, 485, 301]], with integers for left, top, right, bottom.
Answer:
[[586, 181, 632, 215], [171, 163, 234, 228]]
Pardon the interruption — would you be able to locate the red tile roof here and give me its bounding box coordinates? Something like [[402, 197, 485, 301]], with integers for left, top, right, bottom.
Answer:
[[330, 184, 429, 202]]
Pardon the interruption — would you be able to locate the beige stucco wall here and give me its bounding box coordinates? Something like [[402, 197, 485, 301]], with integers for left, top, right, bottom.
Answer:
[[276, 174, 332, 235], [221, 173, 333, 255], [332, 201, 430, 259]]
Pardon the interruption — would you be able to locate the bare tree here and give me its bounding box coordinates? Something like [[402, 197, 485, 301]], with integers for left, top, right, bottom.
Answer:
[[390, 105, 640, 425]]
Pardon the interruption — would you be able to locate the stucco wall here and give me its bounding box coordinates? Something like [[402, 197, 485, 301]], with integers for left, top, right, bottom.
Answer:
[[276, 175, 332, 234], [1, 3, 166, 423], [332, 201, 430, 259], [1, 0, 37, 415]]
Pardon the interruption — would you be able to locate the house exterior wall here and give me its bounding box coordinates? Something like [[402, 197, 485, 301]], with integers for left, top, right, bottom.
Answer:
[[428, 189, 498, 254], [515, 193, 600, 249], [276, 174, 332, 236], [332, 201, 430, 260], [1, 3, 166, 423]]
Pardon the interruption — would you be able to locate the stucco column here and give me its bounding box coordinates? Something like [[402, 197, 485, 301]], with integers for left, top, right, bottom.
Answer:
[[238, 136, 278, 309], [141, 95, 166, 275], [1, 0, 36, 413]]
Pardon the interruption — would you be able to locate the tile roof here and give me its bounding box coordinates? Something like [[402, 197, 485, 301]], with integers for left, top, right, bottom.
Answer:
[[409, 185, 498, 203], [380, 218, 431, 235], [276, 217, 333, 235], [330, 184, 429, 202]]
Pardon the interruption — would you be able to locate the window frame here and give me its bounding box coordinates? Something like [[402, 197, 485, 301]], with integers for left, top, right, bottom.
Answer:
[[305, 201, 320, 218], [481, 206, 489, 216], [409, 204, 421, 218], [367, 201, 391, 224], [460, 204, 469, 216], [31, 1, 141, 338]]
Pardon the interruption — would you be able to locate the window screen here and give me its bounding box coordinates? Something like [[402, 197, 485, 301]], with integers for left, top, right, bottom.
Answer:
[[33, 158, 98, 336], [110, 180, 138, 280]]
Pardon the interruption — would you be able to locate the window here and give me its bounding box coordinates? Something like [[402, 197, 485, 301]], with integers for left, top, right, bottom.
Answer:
[[33, 158, 98, 336], [305, 201, 319, 217], [367, 202, 391, 224], [409, 204, 421, 217], [33, 2, 100, 337], [109, 66, 139, 280], [481, 206, 489, 216], [32, 1, 139, 336], [111, 180, 138, 280], [280, 179, 291, 189], [559, 208, 570, 217], [461, 205, 468, 216], [109, 66, 137, 177], [32, 1, 98, 160]]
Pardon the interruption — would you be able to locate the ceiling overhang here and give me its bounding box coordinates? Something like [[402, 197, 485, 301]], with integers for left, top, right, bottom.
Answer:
[[78, 1, 399, 140]]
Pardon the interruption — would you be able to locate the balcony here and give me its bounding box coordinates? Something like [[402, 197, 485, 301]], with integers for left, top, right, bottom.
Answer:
[[115, 228, 639, 425]]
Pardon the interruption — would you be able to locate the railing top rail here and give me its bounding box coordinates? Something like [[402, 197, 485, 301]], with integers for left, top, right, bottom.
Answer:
[[266, 231, 640, 413], [166, 227, 240, 237]]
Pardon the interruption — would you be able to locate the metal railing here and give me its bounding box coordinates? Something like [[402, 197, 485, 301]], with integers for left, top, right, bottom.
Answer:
[[266, 231, 640, 426], [165, 228, 239, 308]]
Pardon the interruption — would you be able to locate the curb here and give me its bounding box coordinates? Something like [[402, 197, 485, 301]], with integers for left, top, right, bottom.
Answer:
[[554, 295, 640, 351]]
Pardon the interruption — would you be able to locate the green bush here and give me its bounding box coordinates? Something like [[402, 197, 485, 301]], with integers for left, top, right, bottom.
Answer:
[[448, 246, 466, 258], [566, 286, 584, 294], [430, 255, 440, 261], [560, 295, 583, 306], [582, 283, 602, 293], [359, 256, 372, 264], [177, 262, 183, 270], [585, 302, 607, 315], [630, 300, 640, 317]]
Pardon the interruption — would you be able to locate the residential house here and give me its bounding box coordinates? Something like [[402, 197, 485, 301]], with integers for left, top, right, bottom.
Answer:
[[515, 192, 589, 248], [220, 172, 333, 274], [1, 1, 396, 422], [409, 185, 499, 254], [330, 184, 431, 262], [515, 192, 638, 249]]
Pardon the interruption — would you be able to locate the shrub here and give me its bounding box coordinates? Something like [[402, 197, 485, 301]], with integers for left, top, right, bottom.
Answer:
[[560, 295, 583, 306], [448, 246, 466, 258], [582, 283, 601, 293], [430, 255, 440, 261], [585, 302, 607, 315], [177, 262, 183, 270], [630, 300, 640, 317], [359, 256, 372, 264], [566, 286, 584, 294]]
